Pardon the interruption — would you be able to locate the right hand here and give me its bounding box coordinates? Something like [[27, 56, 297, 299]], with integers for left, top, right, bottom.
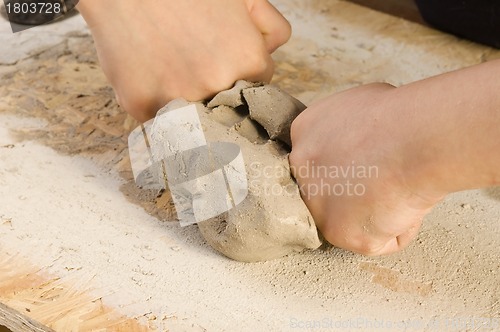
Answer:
[[77, 0, 291, 122], [289, 84, 444, 256]]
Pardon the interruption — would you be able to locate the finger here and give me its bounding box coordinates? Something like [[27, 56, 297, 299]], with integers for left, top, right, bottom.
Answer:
[[395, 221, 423, 251], [246, 0, 292, 53], [375, 221, 423, 255], [243, 52, 275, 83]]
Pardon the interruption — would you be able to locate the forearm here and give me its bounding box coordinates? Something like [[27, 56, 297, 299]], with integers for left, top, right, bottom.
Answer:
[[392, 60, 500, 197], [289, 58, 499, 255]]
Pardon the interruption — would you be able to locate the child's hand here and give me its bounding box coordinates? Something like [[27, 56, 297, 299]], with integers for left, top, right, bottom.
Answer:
[[289, 83, 443, 255], [77, 0, 291, 122]]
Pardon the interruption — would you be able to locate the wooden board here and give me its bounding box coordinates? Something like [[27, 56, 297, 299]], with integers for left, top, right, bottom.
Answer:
[[1, 0, 499, 330], [0, 252, 147, 332]]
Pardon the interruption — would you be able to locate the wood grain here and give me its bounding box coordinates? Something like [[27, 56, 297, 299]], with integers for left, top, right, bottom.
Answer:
[[0, 251, 148, 332]]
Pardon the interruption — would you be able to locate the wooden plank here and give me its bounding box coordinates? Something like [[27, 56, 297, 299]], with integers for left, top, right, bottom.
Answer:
[[0, 1, 499, 331], [0, 302, 53, 332], [0, 251, 148, 332]]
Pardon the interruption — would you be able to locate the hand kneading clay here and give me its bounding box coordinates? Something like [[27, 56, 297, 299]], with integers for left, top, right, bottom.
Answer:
[[156, 82, 321, 262]]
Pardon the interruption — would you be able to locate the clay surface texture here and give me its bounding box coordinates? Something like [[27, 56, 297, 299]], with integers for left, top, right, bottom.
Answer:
[[151, 83, 321, 262]]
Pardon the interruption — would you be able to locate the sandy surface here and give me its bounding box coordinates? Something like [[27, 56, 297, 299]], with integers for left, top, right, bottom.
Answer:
[[1, 0, 499, 331]]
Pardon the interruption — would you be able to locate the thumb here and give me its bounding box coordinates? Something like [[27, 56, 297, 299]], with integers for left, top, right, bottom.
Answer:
[[246, 0, 292, 53]]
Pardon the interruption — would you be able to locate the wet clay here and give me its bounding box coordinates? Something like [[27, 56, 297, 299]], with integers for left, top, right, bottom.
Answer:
[[156, 82, 321, 262]]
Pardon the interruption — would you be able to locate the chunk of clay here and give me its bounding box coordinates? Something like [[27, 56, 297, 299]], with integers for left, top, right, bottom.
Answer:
[[207, 80, 260, 109], [156, 82, 321, 262], [243, 85, 306, 147]]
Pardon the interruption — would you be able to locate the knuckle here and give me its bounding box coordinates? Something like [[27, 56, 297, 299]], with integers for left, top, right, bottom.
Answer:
[[289, 137, 316, 168], [268, 20, 292, 53], [322, 226, 387, 256], [288, 149, 303, 170], [247, 52, 272, 76], [233, 53, 273, 84], [279, 18, 292, 44], [289, 114, 303, 145], [118, 90, 159, 123], [356, 240, 385, 256]]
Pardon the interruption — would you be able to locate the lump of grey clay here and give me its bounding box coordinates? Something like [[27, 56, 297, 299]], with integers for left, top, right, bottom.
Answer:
[[243, 85, 306, 147], [208, 80, 307, 147], [200, 82, 320, 262], [209, 105, 246, 127], [197, 108, 321, 262], [153, 83, 321, 262], [207, 80, 261, 109]]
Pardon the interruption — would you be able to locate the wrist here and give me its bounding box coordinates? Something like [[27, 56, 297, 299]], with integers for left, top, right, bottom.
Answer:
[[365, 87, 449, 207], [390, 64, 500, 201]]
